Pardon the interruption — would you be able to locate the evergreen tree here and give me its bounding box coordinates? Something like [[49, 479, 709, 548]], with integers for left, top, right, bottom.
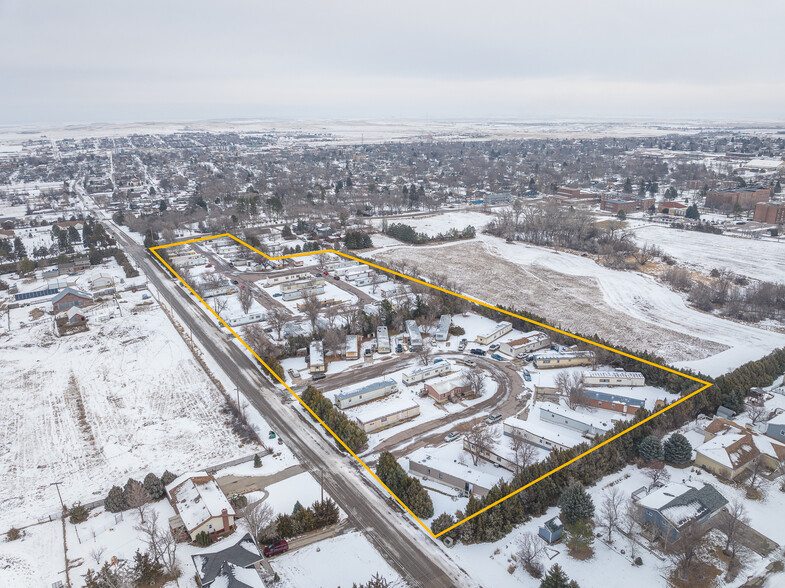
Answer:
[[685, 204, 700, 220], [160, 470, 177, 486], [616, 210, 627, 221], [292, 501, 304, 514], [194, 531, 212, 546], [623, 177, 633, 193], [540, 564, 579, 588], [104, 485, 127, 513], [142, 472, 165, 500], [430, 513, 456, 535], [663, 433, 692, 465], [254, 453, 262, 468], [558, 483, 594, 525], [143, 229, 155, 249], [132, 549, 163, 585], [775, 180, 781, 194], [637, 435, 664, 462]]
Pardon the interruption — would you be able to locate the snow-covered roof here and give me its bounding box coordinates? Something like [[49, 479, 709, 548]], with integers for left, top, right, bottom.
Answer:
[[697, 432, 756, 469], [192, 533, 262, 586], [583, 371, 645, 380], [51, 287, 93, 304], [637, 481, 727, 529], [354, 399, 419, 424], [167, 471, 235, 534], [745, 158, 784, 170], [503, 416, 587, 448], [335, 379, 396, 402]]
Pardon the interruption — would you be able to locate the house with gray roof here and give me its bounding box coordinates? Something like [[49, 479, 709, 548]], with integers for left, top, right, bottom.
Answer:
[[635, 481, 728, 541], [191, 532, 264, 587]]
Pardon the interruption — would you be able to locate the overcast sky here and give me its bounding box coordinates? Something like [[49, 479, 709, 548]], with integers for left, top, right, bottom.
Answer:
[[1, 0, 784, 125]]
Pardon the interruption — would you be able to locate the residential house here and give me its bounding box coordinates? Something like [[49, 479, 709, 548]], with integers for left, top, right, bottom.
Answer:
[[476, 321, 512, 345], [435, 314, 451, 341], [636, 481, 728, 542], [499, 331, 550, 357], [166, 472, 236, 541], [51, 287, 93, 312], [405, 320, 423, 351], [191, 533, 264, 587], [424, 373, 467, 403], [355, 401, 420, 433], [309, 340, 326, 373], [583, 389, 645, 415], [695, 418, 785, 480]]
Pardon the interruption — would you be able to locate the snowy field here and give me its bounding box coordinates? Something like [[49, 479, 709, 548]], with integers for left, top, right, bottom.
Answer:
[[273, 531, 404, 588], [629, 223, 785, 283], [0, 296, 262, 531], [371, 234, 785, 376], [371, 210, 493, 237]]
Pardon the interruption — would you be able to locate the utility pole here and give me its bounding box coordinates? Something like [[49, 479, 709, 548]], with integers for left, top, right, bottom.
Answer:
[[320, 470, 324, 502], [51, 481, 66, 512]]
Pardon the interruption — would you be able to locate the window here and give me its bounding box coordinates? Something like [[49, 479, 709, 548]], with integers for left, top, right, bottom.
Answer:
[[598, 401, 603, 406], [600, 378, 609, 383], [381, 416, 387, 422], [438, 473, 443, 479]]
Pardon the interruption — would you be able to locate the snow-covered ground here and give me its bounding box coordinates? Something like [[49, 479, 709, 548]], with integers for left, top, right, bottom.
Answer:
[[273, 531, 404, 588], [370, 234, 785, 376], [0, 292, 264, 531], [629, 223, 785, 283], [371, 210, 493, 237]]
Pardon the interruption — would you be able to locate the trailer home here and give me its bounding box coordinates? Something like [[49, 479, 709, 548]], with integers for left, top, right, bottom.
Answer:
[[226, 312, 266, 327], [499, 331, 550, 357], [345, 334, 360, 360], [334, 379, 397, 409], [355, 401, 420, 433], [376, 326, 391, 353], [405, 320, 423, 351], [476, 321, 512, 345], [533, 351, 595, 369], [435, 314, 451, 341], [582, 371, 645, 387], [309, 340, 326, 373], [402, 362, 452, 386]]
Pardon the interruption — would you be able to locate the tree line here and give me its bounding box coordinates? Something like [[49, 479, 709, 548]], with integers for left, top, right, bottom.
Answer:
[[300, 386, 368, 454]]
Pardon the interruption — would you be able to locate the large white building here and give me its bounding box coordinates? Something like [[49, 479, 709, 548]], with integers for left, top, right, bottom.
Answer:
[[582, 371, 645, 387]]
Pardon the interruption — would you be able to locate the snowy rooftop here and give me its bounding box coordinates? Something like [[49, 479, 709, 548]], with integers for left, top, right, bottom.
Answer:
[[637, 481, 727, 528], [166, 471, 235, 534], [354, 398, 419, 424], [335, 379, 396, 403], [504, 416, 588, 448]]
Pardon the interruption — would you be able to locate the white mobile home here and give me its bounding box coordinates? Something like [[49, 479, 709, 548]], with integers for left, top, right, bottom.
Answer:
[[345, 334, 360, 360], [435, 314, 452, 341], [356, 401, 420, 433], [499, 331, 550, 357], [376, 326, 391, 353], [201, 285, 239, 298], [405, 320, 423, 351], [281, 285, 325, 301], [264, 271, 312, 287], [476, 321, 512, 345], [402, 362, 452, 386], [226, 312, 266, 327], [533, 351, 595, 369], [334, 379, 398, 409], [170, 254, 207, 268], [582, 371, 645, 387], [281, 277, 326, 294], [309, 340, 326, 373]]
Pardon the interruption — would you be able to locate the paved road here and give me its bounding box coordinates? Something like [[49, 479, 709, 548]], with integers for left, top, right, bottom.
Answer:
[[97, 220, 473, 588]]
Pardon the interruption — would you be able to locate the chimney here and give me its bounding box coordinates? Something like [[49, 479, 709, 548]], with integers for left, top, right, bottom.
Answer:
[[221, 508, 229, 531]]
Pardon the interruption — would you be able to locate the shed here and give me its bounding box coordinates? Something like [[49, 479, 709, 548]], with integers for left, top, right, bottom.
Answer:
[[538, 516, 563, 543]]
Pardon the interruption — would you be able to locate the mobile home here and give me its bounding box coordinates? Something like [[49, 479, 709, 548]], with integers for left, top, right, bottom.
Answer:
[[532, 351, 595, 369], [582, 371, 645, 387], [309, 340, 326, 373], [435, 314, 451, 341], [334, 379, 397, 409], [476, 321, 512, 345], [356, 401, 420, 433], [376, 326, 391, 354], [402, 362, 452, 386], [405, 320, 423, 351], [499, 331, 550, 356]]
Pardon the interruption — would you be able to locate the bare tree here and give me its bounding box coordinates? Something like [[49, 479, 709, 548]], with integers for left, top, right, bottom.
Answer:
[[465, 422, 500, 466], [237, 286, 253, 314], [745, 403, 768, 426], [555, 372, 587, 409], [461, 367, 486, 399], [323, 328, 345, 358], [300, 291, 322, 334], [89, 546, 106, 565], [597, 487, 624, 543], [620, 498, 642, 562], [510, 429, 536, 474], [670, 521, 707, 581], [212, 295, 229, 316], [643, 466, 670, 490], [239, 500, 274, 542], [718, 498, 749, 560], [136, 510, 181, 576], [266, 305, 288, 341], [746, 457, 765, 498], [417, 346, 433, 366], [126, 481, 151, 523], [517, 532, 545, 578]]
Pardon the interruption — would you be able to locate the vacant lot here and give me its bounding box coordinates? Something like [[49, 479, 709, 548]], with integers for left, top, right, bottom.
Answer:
[[372, 235, 784, 372], [0, 301, 255, 529]]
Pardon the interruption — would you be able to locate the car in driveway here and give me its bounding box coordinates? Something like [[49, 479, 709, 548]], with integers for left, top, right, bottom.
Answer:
[[273, 292, 282, 297], [489, 343, 500, 352], [487, 413, 503, 424], [334, 275, 340, 280], [490, 353, 505, 362], [263, 540, 289, 557], [205, 264, 212, 268], [444, 431, 460, 442], [312, 373, 326, 381], [470, 348, 486, 356], [458, 338, 468, 351]]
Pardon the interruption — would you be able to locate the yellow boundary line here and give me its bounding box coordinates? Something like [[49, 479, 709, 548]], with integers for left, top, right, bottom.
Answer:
[[150, 232, 712, 539]]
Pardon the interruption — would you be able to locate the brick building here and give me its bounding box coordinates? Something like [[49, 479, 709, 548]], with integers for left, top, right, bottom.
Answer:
[[705, 187, 771, 211], [753, 202, 785, 224], [600, 194, 655, 214]]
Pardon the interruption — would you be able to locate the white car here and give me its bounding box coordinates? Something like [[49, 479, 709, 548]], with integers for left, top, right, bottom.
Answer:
[[444, 432, 460, 442]]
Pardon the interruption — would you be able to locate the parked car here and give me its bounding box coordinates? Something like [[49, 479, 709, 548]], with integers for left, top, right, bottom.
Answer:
[[312, 373, 326, 381], [334, 275, 340, 280], [490, 353, 505, 361], [444, 432, 460, 442], [277, 437, 284, 445], [273, 292, 282, 297], [205, 264, 212, 268], [263, 540, 289, 557], [470, 348, 486, 356], [487, 414, 503, 424], [268, 431, 276, 439], [396, 343, 403, 353], [523, 369, 532, 381], [288, 368, 299, 380], [433, 358, 444, 363], [489, 343, 500, 352], [231, 280, 239, 284], [458, 339, 467, 351], [458, 358, 476, 367]]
